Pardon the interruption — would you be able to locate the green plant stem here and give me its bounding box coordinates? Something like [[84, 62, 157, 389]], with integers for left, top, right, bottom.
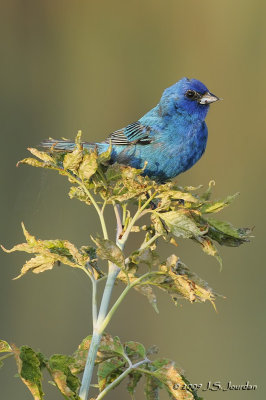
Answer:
[[139, 233, 161, 251], [91, 278, 98, 328], [118, 191, 157, 246], [135, 367, 155, 376], [113, 203, 123, 244], [80, 266, 98, 329], [0, 353, 13, 362], [71, 175, 109, 240], [79, 190, 156, 399], [95, 358, 150, 400], [100, 271, 162, 332], [79, 262, 121, 400]]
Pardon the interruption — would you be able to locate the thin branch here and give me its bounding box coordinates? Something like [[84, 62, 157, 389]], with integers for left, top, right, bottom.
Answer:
[[91, 278, 98, 329], [95, 358, 151, 400], [139, 233, 161, 251], [71, 175, 109, 240], [113, 202, 123, 245], [100, 270, 164, 333], [118, 191, 157, 246], [80, 265, 98, 328], [0, 353, 13, 362]]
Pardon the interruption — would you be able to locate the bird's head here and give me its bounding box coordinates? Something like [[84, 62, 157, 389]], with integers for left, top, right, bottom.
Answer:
[[159, 78, 220, 121]]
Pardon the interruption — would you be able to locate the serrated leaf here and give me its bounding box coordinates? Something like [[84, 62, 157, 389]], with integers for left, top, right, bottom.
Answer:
[[1, 224, 87, 279], [13, 254, 55, 279], [155, 211, 203, 238], [0, 340, 12, 353], [48, 354, 80, 399], [12, 345, 44, 400], [92, 237, 125, 268], [146, 255, 217, 307], [78, 150, 98, 180]]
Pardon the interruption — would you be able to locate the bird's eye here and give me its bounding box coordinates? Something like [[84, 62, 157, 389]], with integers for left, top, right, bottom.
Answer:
[[185, 90, 196, 99]]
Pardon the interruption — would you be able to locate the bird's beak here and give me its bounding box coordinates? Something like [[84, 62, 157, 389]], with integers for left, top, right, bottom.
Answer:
[[199, 92, 220, 105]]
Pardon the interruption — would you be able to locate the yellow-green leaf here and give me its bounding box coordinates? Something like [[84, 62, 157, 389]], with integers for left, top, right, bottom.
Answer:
[[13, 345, 44, 400], [78, 150, 98, 180], [0, 340, 12, 353], [63, 147, 83, 172], [92, 237, 125, 268]]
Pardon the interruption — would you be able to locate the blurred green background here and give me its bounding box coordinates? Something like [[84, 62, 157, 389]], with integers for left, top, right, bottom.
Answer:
[[0, 0, 265, 399]]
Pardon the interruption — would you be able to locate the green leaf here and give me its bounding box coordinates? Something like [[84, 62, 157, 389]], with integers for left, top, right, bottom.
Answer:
[[48, 354, 80, 399], [97, 358, 124, 391], [93, 237, 125, 268], [72, 333, 127, 374], [0, 340, 12, 353], [127, 371, 142, 397], [12, 345, 44, 400], [144, 375, 160, 400], [207, 218, 252, 246], [99, 335, 125, 357], [71, 336, 92, 374], [78, 150, 98, 180], [155, 210, 203, 238], [125, 341, 146, 360], [200, 193, 239, 214]]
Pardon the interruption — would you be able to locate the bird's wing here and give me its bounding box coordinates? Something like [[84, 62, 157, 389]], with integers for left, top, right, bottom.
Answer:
[[105, 121, 152, 145]]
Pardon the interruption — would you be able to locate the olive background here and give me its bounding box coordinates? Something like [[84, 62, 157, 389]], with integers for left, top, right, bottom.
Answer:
[[0, 1, 265, 399]]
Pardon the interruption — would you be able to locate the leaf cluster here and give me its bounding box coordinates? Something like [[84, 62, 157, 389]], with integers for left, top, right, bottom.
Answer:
[[0, 336, 201, 400], [5, 132, 252, 311]]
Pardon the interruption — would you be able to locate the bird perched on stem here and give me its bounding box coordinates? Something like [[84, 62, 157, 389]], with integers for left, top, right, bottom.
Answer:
[[41, 78, 220, 183]]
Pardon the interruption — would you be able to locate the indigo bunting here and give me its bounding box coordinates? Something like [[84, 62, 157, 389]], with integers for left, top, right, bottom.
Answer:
[[41, 78, 220, 182]]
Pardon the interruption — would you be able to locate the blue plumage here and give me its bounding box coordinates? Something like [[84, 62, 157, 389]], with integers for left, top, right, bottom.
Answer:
[[41, 78, 220, 182]]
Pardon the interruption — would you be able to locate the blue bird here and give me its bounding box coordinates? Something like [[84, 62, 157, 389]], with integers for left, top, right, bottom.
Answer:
[[41, 78, 220, 182]]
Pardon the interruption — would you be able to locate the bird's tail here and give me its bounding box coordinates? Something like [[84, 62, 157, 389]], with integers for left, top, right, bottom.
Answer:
[[40, 139, 95, 152]]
